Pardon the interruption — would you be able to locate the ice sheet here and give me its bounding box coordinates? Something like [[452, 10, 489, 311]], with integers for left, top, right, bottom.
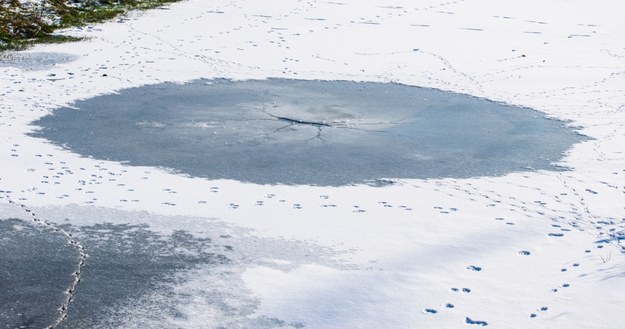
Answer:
[[1, 0, 625, 328], [30, 78, 584, 186]]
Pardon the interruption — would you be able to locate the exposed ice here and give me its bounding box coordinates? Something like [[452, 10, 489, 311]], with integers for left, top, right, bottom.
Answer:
[[31, 79, 584, 186]]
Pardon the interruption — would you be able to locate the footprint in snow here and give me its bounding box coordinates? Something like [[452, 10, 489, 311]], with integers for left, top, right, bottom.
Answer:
[[465, 317, 488, 326], [530, 306, 549, 318]]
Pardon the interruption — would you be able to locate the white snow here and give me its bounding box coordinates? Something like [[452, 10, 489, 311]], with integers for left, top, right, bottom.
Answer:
[[1, 0, 625, 328]]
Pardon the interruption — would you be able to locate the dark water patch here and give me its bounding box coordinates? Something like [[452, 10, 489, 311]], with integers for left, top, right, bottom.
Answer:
[[30, 78, 586, 186], [0, 218, 76, 328]]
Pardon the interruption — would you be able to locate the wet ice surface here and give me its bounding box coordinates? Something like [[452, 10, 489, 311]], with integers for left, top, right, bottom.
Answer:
[[0, 218, 75, 328], [55, 223, 230, 328], [31, 79, 585, 186], [0, 52, 77, 70], [27, 206, 341, 328]]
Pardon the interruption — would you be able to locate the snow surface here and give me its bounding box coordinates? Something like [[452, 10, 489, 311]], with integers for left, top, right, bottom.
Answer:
[[1, 0, 625, 328]]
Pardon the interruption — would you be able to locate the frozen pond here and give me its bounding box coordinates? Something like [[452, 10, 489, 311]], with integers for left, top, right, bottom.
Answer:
[[31, 79, 585, 185]]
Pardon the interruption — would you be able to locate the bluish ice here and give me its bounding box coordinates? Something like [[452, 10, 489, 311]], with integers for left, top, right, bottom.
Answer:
[[31, 78, 585, 185]]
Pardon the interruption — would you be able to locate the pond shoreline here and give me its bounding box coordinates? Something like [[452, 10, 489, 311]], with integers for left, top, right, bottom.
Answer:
[[0, 0, 182, 50]]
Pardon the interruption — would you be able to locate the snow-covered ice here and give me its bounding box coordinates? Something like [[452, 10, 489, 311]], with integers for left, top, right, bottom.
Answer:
[[1, 0, 625, 328]]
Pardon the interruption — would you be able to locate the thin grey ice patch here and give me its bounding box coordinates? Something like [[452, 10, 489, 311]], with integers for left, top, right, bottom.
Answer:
[[0, 52, 78, 70], [30, 78, 586, 186]]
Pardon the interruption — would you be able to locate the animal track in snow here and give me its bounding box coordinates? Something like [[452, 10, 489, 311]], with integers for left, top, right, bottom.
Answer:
[[466, 265, 482, 272], [465, 317, 488, 326], [424, 308, 438, 314], [2, 193, 86, 328]]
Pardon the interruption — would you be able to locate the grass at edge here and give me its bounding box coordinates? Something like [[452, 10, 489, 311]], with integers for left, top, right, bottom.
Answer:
[[0, 0, 182, 51]]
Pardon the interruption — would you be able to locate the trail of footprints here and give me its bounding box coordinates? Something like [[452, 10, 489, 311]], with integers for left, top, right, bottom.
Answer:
[[423, 265, 488, 326], [5, 140, 621, 327], [421, 259, 584, 324], [1, 192, 86, 329], [197, 176, 604, 324], [416, 177, 623, 323]]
